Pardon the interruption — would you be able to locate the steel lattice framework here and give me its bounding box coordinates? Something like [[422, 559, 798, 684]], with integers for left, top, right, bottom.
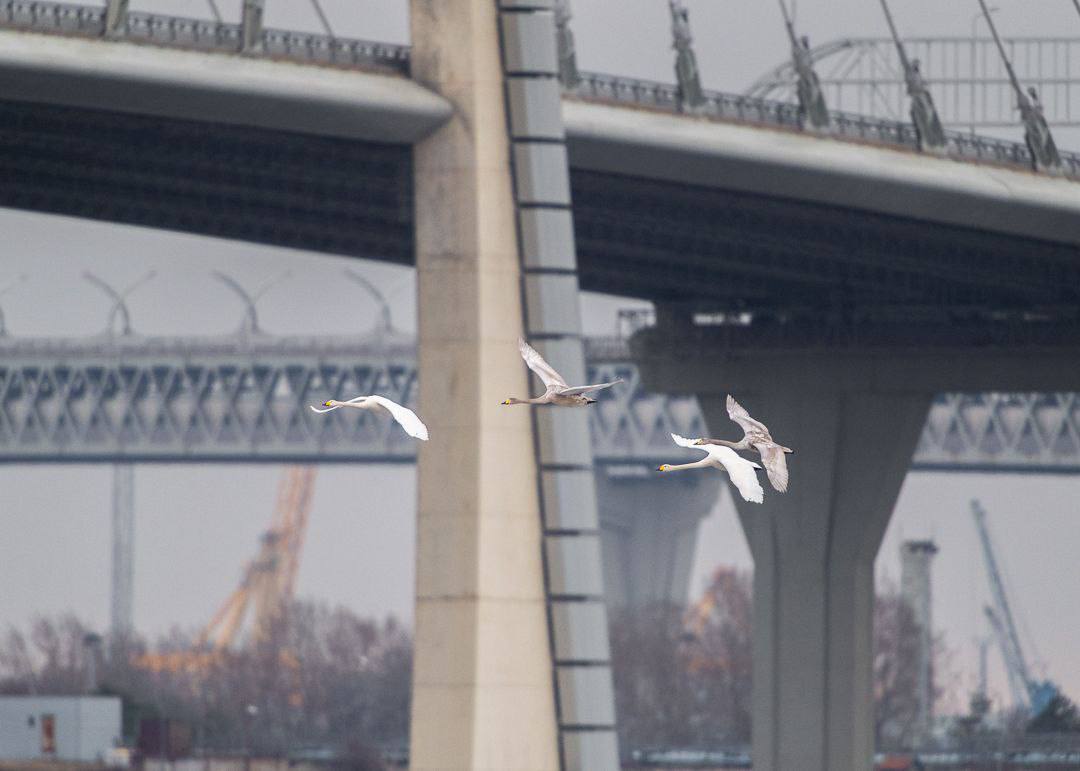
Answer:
[[1, 334, 1077, 472], [746, 37, 1080, 129], [916, 392, 1080, 473]]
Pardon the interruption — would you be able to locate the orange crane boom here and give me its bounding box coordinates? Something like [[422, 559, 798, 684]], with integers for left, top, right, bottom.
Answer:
[[133, 466, 316, 673]]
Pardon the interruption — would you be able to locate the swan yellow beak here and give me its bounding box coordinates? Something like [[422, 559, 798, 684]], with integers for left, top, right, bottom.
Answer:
[[501, 399, 511, 405], [657, 464, 669, 472], [323, 401, 333, 407]]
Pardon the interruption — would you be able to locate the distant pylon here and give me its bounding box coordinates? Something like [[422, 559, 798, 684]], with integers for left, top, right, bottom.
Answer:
[[669, 0, 705, 111], [241, 0, 265, 54], [110, 464, 135, 647], [104, 0, 128, 38], [554, 0, 580, 89]]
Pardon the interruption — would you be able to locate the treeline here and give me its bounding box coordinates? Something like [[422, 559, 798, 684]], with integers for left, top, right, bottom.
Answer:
[[0, 600, 411, 763], [609, 568, 951, 754], [609, 569, 753, 751], [0, 571, 967, 759]]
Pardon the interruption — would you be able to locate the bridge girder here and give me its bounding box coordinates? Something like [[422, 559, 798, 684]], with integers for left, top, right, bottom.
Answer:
[[0, 337, 1077, 472]]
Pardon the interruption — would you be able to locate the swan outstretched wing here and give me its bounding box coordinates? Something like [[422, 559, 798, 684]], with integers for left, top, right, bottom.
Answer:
[[757, 444, 789, 493], [560, 379, 624, 396], [365, 395, 430, 441], [518, 338, 568, 389], [726, 395, 772, 440], [670, 433, 708, 454], [706, 444, 765, 504]]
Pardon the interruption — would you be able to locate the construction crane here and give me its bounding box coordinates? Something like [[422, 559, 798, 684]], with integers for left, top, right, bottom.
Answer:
[[971, 500, 1059, 719], [135, 466, 316, 673]]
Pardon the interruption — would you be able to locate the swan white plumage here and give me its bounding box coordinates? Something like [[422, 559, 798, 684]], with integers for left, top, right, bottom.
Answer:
[[310, 395, 429, 441], [502, 338, 623, 407], [693, 395, 793, 493], [658, 433, 764, 504]]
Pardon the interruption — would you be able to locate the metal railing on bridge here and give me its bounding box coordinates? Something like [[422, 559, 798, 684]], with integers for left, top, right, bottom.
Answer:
[[569, 72, 1080, 178], [0, 0, 409, 73], [1, 332, 1078, 472], [3, 0, 1078, 179]]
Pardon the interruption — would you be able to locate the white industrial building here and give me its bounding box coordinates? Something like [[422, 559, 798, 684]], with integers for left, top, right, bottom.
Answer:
[[0, 696, 122, 762]]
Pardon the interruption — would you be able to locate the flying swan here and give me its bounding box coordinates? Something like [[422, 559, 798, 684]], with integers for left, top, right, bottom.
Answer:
[[310, 395, 429, 441], [658, 433, 764, 504], [502, 338, 623, 407], [693, 395, 793, 492]]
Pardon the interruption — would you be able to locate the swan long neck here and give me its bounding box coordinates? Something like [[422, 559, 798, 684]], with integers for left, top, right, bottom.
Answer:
[[662, 459, 712, 471]]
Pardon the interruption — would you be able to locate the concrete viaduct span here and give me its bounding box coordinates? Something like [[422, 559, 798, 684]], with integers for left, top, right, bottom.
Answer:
[[2, 2, 1080, 770]]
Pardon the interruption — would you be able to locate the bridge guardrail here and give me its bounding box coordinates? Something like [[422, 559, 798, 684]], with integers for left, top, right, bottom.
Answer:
[[2, 1, 1077, 177], [0, 0, 103, 35], [0, 0, 410, 74], [570, 72, 1080, 178]]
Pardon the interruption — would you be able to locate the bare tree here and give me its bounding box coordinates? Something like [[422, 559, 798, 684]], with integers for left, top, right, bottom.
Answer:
[[873, 580, 952, 750], [0, 602, 411, 761], [610, 568, 754, 752]]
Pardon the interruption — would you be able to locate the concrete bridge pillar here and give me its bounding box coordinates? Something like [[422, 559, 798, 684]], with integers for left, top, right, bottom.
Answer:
[[697, 388, 930, 771], [635, 328, 1080, 770], [633, 334, 955, 771], [410, 2, 618, 769], [409, 1, 558, 769], [596, 468, 720, 609]]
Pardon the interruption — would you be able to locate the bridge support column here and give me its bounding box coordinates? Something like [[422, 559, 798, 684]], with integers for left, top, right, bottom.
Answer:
[[632, 335, 966, 771], [408, 2, 559, 769], [698, 388, 930, 771], [596, 469, 719, 609]]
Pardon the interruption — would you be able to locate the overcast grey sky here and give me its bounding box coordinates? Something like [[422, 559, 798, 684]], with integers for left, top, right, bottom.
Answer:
[[1, 0, 1079, 716]]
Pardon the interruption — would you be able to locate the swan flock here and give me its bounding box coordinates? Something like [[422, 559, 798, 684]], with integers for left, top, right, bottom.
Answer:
[[310, 338, 793, 503]]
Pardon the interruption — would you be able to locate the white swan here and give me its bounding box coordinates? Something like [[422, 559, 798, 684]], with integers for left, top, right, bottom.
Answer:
[[658, 433, 764, 504], [503, 338, 623, 407], [310, 395, 429, 441], [693, 395, 793, 492]]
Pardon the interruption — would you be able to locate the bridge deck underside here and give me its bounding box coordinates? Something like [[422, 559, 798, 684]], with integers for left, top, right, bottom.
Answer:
[[571, 171, 1080, 348], [0, 99, 414, 262], [4, 99, 1079, 351]]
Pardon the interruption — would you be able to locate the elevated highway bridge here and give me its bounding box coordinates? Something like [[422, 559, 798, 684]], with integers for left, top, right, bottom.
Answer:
[[1, 4, 1079, 770], [1, 332, 1076, 473]]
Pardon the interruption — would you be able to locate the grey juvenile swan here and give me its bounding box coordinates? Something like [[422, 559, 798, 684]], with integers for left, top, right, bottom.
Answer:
[[310, 395, 429, 441], [658, 433, 765, 504], [502, 338, 623, 407], [693, 395, 793, 492]]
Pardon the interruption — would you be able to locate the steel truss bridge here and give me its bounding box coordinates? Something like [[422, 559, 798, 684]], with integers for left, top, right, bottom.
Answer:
[[2, 1, 1079, 178], [748, 37, 1080, 129], [1, 333, 1077, 473]]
